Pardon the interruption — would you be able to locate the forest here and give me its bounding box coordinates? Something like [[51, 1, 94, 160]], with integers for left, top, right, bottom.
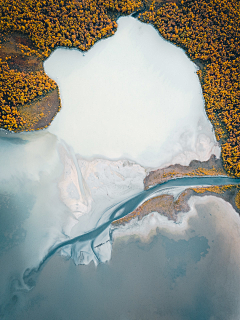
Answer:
[[0, 0, 239, 177], [139, 0, 240, 176]]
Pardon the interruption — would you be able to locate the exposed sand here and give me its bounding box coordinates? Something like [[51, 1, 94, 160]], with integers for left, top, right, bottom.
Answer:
[[111, 195, 240, 247]]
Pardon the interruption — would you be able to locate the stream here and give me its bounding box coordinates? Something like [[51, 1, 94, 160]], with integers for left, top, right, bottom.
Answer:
[[22, 175, 240, 288]]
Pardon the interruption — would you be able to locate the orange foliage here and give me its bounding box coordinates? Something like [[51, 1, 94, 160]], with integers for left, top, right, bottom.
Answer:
[[0, 57, 56, 130], [235, 190, 240, 210], [0, 0, 142, 55], [1, 0, 239, 180], [191, 184, 234, 194], [139, 0, 240, 177], [0, 0, 142, 131]]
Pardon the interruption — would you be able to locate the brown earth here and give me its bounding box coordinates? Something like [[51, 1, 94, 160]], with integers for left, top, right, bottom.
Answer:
[[112, 184, 240, 227], [0, 33, 43, 72], [144, 155, 226, 190], [112, 193, 186, 226], [0, 32, 61, 131], [18, 88, 61, 131]]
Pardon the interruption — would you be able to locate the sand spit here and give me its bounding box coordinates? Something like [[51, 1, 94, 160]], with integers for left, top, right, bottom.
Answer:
[[112, 183, 240, 228], [144, 154, 226, 190], [111, 195, 240, 245]]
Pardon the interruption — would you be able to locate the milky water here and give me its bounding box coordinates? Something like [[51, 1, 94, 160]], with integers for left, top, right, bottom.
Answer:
[[1, 129, 239, 319], [0, 131, 68, 313], [0, 15, 239, 320], [4, 197, 240, 320], [44, 17, 219, 168]]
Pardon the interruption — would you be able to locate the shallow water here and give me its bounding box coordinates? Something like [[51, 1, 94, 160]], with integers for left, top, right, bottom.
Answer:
[[0, 129, 239, 319], [0, 14, 239, 320], [4, 197, 240, 320]]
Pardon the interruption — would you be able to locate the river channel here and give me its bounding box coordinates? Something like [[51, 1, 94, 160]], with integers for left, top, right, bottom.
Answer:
[[22, 176, 240, 285], [3, 175, 240, 320]]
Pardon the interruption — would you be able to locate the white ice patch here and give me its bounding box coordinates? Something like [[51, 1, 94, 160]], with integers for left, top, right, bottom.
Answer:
[[58, 142, 92, 219], [0, 132, 86, 299], [68, 157, 146, 239], [44, 16, 219, 168]]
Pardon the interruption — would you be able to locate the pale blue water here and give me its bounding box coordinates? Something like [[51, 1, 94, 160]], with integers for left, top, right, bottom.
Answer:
[[0, 14, 229, 319], [0, 130, 240, 320], [4, 200, 240, 320]]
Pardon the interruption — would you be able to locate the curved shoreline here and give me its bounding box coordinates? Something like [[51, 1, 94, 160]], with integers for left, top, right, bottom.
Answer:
[[0, 0, 239, 177], [112, 183, 240, 227], [144, 154, 226, 189], [22, 175, 240, 288]]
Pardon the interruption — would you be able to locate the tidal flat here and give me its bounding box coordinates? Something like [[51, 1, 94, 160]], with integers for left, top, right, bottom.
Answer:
[[4, 196, 240, 320]]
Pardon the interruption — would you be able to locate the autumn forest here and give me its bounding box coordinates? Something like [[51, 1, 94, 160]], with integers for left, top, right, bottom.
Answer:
[[0, 0, 239, 177]]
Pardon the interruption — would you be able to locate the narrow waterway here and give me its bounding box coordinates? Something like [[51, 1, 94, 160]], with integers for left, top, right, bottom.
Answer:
[[22, 176, 240, 287], [5, 195, 240, 320]]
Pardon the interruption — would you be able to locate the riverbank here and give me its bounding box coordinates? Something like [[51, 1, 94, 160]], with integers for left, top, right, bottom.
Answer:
[[5, 196, 240, 320], [45, 17, 219, 168], [112, 181, 240, 227], [0, 32, 60, 131], [0, 0, 140, 132], [139, 0, 240, 177], [112, 153, 239, 227], [0, 0, 239, 178], [1, 129, 240, 319], [144, 154, 226, 189]]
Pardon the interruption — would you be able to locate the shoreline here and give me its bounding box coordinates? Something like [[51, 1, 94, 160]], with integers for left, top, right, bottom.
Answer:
[[112, 182, 240, 228], [109, 153, 239, 229], [0, 32, 61, 131], [0, 0, 239, 177], [111, 194, 240, 244], [144, 154, 227, 190]]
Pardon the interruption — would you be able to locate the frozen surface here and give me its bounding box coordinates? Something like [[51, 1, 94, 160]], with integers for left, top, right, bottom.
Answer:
[[1, 14, 237, 320], [58, 155, 147, 239], [0, 129, 239, 319], [78, 158, 146, 203], [0, 131, 73, 308], [44, 16, 219, 168]]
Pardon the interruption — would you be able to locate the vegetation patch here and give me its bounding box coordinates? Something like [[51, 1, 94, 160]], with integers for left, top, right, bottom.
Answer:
[[0, 0, 142, 131], [139, 0, 240, 176], [144, 155, 226, 189], [112, 184, 240, 226], [0, 0, 239, 178]]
